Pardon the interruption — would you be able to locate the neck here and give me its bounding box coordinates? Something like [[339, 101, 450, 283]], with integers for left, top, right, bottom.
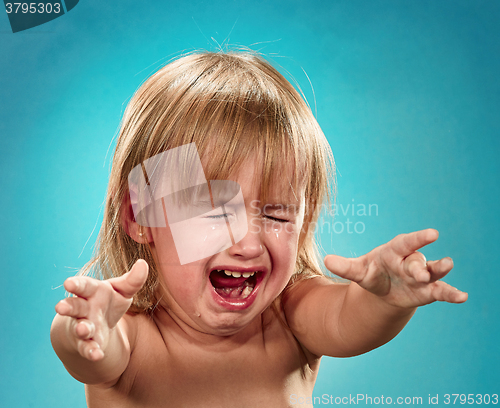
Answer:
[[152, 304, 269, 348]]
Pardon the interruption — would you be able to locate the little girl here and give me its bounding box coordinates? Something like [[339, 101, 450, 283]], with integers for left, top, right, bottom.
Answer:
[[51, 51, 467, 407]]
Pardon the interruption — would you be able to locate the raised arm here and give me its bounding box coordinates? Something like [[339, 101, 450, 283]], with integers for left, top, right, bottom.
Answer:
[[50, 260, 148, 386], [283, 229, 467, 358]]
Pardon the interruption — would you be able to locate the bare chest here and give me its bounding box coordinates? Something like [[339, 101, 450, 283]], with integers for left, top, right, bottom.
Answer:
[[86, 314, 318, 408]]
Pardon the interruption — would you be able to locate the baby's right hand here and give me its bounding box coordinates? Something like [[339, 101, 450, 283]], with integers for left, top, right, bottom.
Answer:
[[55, 260, 149, 362]]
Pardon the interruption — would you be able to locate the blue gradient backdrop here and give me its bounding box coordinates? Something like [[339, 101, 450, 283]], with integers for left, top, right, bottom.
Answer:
[[1, 1, 498, 406]]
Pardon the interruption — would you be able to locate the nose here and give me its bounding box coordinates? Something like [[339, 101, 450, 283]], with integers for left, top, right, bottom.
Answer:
[[227, 224, 264, 259]]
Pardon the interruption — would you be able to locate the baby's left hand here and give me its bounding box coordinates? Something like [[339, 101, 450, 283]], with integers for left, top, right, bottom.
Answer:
[[324, 229, 468, 308]]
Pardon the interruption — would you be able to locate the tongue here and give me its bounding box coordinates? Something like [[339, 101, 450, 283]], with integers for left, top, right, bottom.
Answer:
[[210, 271, 248, 289], [210, 271, 255, 300], [217, 286, 245, 298]]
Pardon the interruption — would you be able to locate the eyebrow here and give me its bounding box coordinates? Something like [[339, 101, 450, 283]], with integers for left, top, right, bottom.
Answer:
[[191, 199, 214, 208]]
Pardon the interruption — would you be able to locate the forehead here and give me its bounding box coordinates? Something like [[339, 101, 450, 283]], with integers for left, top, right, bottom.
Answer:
[[225, 154, 305, 207]]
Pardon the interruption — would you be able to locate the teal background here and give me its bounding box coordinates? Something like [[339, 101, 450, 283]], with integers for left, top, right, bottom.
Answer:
[[1, 1, 498, 406]]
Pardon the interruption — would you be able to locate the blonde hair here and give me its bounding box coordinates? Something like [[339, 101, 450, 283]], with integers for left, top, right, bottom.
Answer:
[[82, 50, 335, 312]]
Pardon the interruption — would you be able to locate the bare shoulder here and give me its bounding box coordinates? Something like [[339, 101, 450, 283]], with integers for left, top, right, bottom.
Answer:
[[115, 312, 163, 387], [120, 311, 158, 352], [86, 311, 163, 405], [282, 275, 349, 358], [282, 275, 342, 312]]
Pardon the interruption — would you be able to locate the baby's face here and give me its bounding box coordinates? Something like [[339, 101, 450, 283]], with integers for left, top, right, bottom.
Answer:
[[149, 157, 305, 336]]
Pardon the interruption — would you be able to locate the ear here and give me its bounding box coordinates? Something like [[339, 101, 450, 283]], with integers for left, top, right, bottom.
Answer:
[[121, 189, 153, 244]]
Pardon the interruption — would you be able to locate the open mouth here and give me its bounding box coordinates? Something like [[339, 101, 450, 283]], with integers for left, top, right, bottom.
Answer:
[[209, 269, 261, 301]]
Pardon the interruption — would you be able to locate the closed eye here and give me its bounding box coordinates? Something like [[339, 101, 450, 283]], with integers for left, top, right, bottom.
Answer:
[[205, 213, 232, 220], [264, 215, 288, 223]]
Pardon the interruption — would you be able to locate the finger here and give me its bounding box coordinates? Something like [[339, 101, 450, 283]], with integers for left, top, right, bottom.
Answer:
[[426, 257, 454, 282], [392, 229, 439, 257], [77, 339, 104, 362], [324, 255, 366, 282], [430, 281, 468, 303], [404, 252, 429, 283], [55, 297, 89, 318], [64, 277, 99, 299], [109, 259, 149, 299], [74, 319, 96, 340]]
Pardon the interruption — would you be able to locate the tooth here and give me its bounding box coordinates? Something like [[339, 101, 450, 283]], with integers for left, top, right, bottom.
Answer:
[[224, 270, 232, 276], [242, 272, 251, 278], [250, 271, 256, 276], [231, 272, 241, 278], [241, 286, 253, 298]]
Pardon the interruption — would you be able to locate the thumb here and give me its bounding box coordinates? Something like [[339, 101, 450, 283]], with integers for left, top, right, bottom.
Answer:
[[324, 254, 366, 283], [109, 259, 149, 299]]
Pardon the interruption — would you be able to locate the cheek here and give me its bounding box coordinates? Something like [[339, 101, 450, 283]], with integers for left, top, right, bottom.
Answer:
[[150, 226, 178, 257], [154, 245, 206, 293], [266, 223, 301, 266], [157, 266, 204, 310]]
